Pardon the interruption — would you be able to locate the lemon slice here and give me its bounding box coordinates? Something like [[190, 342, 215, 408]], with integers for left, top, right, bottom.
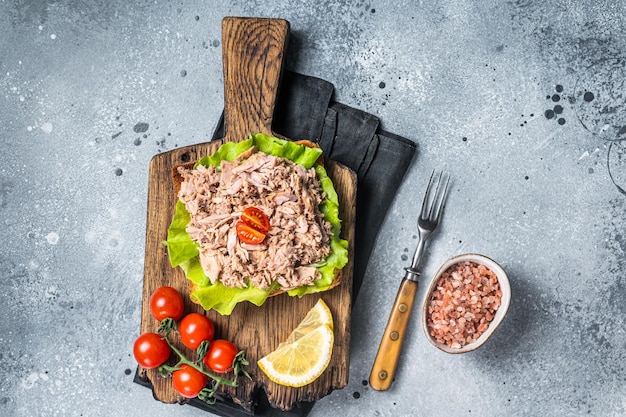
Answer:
[[258, 299, 334, 387], [281, 298, 333, 345]]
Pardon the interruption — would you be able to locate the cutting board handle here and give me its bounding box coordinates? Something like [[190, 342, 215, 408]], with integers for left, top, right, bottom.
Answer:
[[221, 17, 289, 143]]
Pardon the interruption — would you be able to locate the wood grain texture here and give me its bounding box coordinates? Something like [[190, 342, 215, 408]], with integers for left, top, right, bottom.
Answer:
[[369, 279, 418, 391], [137, 17, 357, 412], [222, 17, 288, 142]]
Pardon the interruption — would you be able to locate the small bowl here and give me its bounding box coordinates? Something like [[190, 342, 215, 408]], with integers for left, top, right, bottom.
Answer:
[[421, 253, 511, 354]]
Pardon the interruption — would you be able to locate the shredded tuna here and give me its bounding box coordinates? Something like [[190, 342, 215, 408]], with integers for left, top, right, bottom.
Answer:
[[177, 149, 333, 291]]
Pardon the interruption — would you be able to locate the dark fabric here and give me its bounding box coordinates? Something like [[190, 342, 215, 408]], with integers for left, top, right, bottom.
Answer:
[[318, 102, 381, 176], [272, 71, 334, 141], [211, 71, 417, 300], [354, 131, 416, 296]]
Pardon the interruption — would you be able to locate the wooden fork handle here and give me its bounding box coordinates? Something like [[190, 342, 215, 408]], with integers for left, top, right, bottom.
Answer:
[[369, 278, 419, 391]]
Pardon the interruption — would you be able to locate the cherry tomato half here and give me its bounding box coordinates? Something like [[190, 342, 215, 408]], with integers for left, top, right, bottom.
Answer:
[[236, 221, 266, 244], [179, 313, 215, 350], [172, 364, 208, 398], [133, 333, 171, 369], [203, 339, 239, 374], [149, 286, 184, 322], [241, 206, 270, 233]]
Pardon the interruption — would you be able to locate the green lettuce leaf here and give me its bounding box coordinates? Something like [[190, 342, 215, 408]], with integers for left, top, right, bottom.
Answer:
[[165, 133, 349, 315], [190, 281, 279, 314], [166, 201, 199, 267], [194, 138, 255, 168]]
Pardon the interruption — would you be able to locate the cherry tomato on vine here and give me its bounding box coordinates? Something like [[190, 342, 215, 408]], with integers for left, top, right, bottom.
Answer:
[[149, 286, 184, 321], [241, 207, 270, 233], [179, 313, 215, 350], [133, 332, 171, 369], [172, 364, 208, 398], [203, 339, 239, 374], [236, 221, 266, 244]]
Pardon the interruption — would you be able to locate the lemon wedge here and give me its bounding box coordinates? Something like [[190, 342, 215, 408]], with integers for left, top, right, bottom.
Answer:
[[282, 298, 333, 345], [258, 299, 334, 387]]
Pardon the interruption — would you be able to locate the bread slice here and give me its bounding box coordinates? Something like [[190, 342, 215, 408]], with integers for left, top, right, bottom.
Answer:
[[171, 139, 343, 304]]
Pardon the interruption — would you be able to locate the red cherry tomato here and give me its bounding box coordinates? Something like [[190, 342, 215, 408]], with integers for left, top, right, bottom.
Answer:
[[149, 286, 184, 322], [235, 221, 266, 244], [133, 333, 171, 369], [241, 207, 270, 232], [178, 313, 215, 350], [203, 339, 239, 374], [172, 364, 208, 398]]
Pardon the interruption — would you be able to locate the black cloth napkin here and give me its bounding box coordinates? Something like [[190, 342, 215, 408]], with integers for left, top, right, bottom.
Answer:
[[211, 71, 417, 300]]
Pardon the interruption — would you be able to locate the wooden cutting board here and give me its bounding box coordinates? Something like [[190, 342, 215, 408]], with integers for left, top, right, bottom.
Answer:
[[137, 17, 356, 412]]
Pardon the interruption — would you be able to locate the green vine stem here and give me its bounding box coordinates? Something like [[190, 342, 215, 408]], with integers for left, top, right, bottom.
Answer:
[[159, 340, 239, 387], [156, 317, 250, 403]]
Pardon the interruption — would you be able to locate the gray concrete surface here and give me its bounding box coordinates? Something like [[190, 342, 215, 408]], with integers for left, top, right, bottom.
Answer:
[[1, 1, 625, 416]]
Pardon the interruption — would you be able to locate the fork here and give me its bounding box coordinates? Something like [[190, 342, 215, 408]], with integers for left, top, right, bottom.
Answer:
[[369, 170, 450, 391]]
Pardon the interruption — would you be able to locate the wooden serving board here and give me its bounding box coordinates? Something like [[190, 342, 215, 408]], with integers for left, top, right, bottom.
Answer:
[[137, 17, 356, 412]]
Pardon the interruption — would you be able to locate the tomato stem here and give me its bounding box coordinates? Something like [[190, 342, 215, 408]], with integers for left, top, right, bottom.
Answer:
[[161, 331, 239, 388]]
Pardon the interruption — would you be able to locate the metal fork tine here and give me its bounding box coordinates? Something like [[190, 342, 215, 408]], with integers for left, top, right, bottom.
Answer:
[[412, 170, 449, 270], [431, 173, 450, 222], [420, 170, 436, 219], [426, 171, 443, 220]]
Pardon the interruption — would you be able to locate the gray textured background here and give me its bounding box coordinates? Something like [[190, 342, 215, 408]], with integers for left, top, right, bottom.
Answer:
[[1, 1, 625, 416]]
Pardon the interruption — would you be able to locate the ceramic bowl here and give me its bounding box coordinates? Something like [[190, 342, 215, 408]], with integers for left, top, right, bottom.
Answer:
[[421, 253, 511, 354]]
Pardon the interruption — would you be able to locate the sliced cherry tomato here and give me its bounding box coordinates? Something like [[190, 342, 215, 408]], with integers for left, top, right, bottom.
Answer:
[[241, 206, 270, 233], [236, 221, 266, 244], [172, 364, 208, 398], [179, 313, 215, 350], [203, 339, 239, 374], [149, 286, 184, 322], [133, 333, 171, 369]]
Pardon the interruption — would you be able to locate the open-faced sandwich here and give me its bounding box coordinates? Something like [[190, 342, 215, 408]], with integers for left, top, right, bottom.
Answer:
[[165, 133, 349, 315]]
